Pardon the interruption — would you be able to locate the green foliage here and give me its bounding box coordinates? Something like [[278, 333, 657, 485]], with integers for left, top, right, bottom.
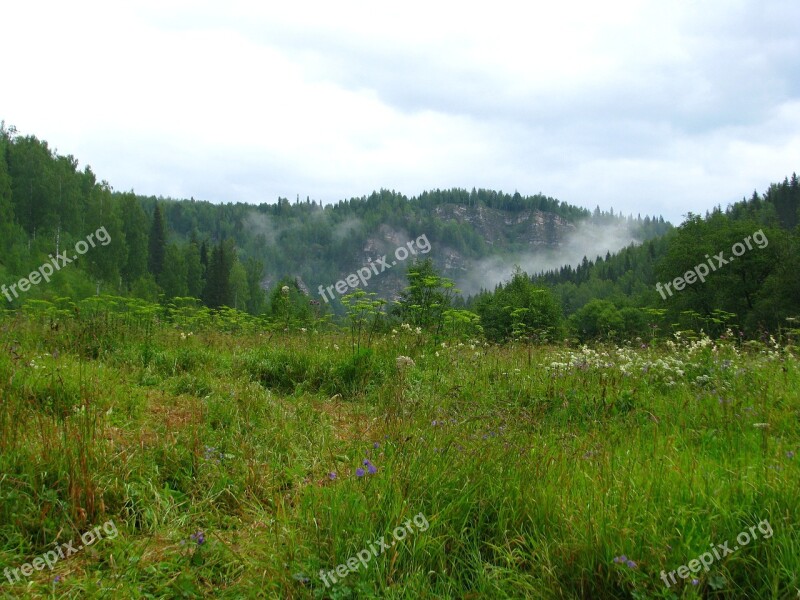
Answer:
[[160, 244, 189, 300], [147, 203, 167, 277], [476, 269, 563, 342], [441, 308, 483, 340], [184, 238, 205, 299], [266, 277, 318, 328], [340, 290, 386, 353], [571, 299, 624, 341], [119, 192, 149, 286], [393, 258, 456, 333], [203, 240, 235, 309]]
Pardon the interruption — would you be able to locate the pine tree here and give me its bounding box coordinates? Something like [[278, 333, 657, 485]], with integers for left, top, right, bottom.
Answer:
[[120, 193, 149, 287], [203, 241, 234, 308], [148, 203, 167, 278], [184, 239, 204, 299]]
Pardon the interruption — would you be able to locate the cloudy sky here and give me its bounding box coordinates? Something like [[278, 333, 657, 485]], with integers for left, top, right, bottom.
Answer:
[[3, 0, 799, 224]]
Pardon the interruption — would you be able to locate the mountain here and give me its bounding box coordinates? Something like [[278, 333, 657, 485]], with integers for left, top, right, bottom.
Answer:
[[0, 123, 668, 312]]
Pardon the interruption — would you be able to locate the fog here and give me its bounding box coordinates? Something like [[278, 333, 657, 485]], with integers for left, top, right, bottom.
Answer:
[[457, 220, 642, 297]]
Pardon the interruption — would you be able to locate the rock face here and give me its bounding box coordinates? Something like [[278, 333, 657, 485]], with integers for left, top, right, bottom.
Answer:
[[322, 203, 579, 300], [294, 276, 311, 296], [284, 201, 601, 302], [432, 204, 576, 248]]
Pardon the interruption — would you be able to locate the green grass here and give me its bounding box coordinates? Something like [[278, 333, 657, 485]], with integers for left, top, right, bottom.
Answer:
[[0, 301, 798, 598]]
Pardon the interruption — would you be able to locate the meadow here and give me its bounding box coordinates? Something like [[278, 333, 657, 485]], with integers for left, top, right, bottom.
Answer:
[[0, 297, 798, 599]]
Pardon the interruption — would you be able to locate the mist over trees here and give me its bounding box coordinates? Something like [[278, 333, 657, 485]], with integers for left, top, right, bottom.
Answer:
[[529, 180, 800, 338], [0, 123, 797, 339]]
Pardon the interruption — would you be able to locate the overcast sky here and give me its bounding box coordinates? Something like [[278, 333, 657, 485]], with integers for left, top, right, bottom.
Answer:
[[3, 0, 799, 224]]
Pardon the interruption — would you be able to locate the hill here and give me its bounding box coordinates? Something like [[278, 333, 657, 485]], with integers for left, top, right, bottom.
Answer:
[[0, 123, 668, 312]]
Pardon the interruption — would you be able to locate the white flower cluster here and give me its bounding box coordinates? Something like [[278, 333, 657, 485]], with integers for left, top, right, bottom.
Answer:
[[543, 340, 755, 388], [396, 355, 416, 369]]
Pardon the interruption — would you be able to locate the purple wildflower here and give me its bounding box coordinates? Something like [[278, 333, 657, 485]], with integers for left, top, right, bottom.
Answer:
[[625, 559, 636, 569], [190, 531, 206, 545], [54, 575, 62, 583], [373, 442, 380, 449], [328, 472, 337, 480], [356, 467, 365, 477], [612, 555, 627, 564], [691, 578, 699, 586]]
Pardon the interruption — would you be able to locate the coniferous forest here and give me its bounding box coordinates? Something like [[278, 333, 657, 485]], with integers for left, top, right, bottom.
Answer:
[[2, 123, 797, 341], [1, 124, 799, 599]]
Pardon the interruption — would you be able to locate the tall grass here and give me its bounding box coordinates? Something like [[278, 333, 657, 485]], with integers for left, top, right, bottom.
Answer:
[[0, 298, 797, 598]]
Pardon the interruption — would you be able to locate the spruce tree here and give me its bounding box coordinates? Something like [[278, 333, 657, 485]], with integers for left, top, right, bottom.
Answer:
[[148, 203, 167, 278]]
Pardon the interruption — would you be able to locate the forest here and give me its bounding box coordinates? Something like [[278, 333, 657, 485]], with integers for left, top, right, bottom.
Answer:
[[1, 123, 798, 341]]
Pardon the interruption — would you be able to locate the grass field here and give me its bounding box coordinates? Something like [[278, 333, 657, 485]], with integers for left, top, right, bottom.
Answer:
[[1, 298, 798, 599]]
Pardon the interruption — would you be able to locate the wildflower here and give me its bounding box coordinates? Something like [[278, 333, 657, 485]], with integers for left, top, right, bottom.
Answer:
[[626, 559, 637, 569], [787, 451, 795, 459], [281, 285, 290, 295], [355, 467, 366, 477], [613, 555, 627, 564], [363, 459, 378, 474], [396, 355, 415, 369], [54, 575, 62, 583], [190, 531, 206, 545], [753, 423, 770, 429], [328, 472, 337, 480], [373, 442, 380, 449], [415, 327, 422, 335], [203, 446, 222, 462], [691, 578, 699, 585]]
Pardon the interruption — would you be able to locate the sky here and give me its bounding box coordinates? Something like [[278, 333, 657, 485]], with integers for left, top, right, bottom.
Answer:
[[2, 0, 800, 224]]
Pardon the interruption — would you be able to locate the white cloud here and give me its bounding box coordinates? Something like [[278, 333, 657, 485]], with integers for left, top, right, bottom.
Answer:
[[2, 0, 799, 223]]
